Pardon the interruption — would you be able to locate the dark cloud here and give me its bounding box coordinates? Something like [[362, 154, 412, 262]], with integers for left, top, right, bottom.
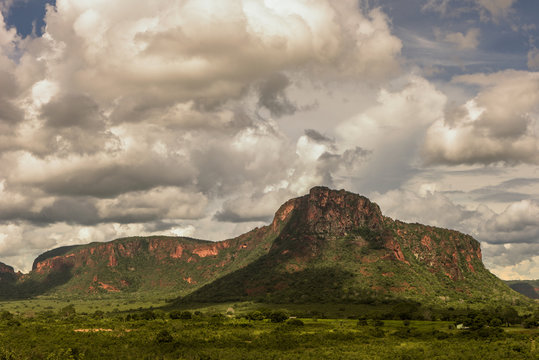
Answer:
[[0, 70, 22, 124], [34, 198, 100, 226], [0, 98, 22, 124], [304, 129, 333, 143], [41, 94, 103, 130], [257, 73, 297, 117], [31, 155, 196, 198], [474, 191, 530, 203], [214, 208, 271, 223]]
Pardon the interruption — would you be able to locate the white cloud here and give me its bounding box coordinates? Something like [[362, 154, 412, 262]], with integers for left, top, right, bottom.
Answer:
[[37, 0, 401, 109], [478, 200, 539, 244], [424, 70, 539, 165]]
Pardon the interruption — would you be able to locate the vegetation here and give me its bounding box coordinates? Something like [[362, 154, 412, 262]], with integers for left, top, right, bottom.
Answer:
[[0, 301, 536, 359]]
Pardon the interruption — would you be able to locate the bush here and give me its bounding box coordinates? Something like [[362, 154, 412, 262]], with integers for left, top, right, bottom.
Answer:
[[246, 311, 264, 321], [155, 330, 174, 343], [522, 317, 538, 329], [140, 310, 156, 320], [0, 311, 13, 321], [269, 311, 288, 323], [179, 311, 192, 319], [59, 304, 76, 318], [286, 318, 304, 326]]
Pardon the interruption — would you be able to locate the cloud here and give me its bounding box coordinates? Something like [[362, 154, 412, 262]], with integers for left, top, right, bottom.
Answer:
[[336, 76, 446, 192], [439, 28, 480, 49], [423, 70, 539, 165], [215, 189, 292, 223], [422, 0, 451, 15], [36, 0, 401, 113], [478, 200, 539, 244], [10, 150, 196, 198], [481, 243, 539, 279], [476, 0, 516, 20], [257, 73, 297, 117], [374, 189, 477, 230], [96, 187, 208, 223]]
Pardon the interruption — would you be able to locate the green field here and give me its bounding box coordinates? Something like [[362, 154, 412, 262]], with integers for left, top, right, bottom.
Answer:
[[0, 300, 536, 359]]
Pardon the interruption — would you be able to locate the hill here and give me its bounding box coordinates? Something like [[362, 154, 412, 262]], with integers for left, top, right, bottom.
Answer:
[[1, 187, 530, 307], [505, 280, 539, 299]]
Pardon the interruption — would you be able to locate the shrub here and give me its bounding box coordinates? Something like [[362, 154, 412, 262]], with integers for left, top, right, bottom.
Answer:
[[246, 311, 264, 321], [169, 310, 182, 319], [0, 311, 13, 321], [179, 311, 192, 320], [269, 311, 288, 323], [286, 318, 304, 326], [522, 317, 538, 329], [155, 330, 174, 343]]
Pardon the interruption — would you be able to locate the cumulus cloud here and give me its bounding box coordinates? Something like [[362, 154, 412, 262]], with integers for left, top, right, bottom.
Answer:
[[336, 76, 446, 192], [36, 0, 401, 111], [478, 200, 539, 244], [423, 70, 539, 165]]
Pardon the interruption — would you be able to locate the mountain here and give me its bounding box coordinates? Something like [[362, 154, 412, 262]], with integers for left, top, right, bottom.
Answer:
[[3, 187, 528, 306], [178, 187, 517, 305], [505, 280, 539, 299]]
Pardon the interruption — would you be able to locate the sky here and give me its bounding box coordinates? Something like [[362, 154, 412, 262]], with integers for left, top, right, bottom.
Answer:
[[0, 0, 537, 280]]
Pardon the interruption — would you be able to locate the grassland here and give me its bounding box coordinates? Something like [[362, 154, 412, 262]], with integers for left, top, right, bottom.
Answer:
[[0, 299, 536, 359]]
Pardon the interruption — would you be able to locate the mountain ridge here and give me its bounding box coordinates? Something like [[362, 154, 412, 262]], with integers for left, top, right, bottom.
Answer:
[[0, 187, 530, 306]]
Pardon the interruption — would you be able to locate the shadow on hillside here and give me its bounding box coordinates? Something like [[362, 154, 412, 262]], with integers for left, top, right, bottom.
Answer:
[[0, 264, 75, 300], [171, 251, 372, 305]]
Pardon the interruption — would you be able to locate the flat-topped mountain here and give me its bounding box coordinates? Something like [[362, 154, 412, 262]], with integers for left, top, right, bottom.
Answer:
[[0, 187, 528, 306]]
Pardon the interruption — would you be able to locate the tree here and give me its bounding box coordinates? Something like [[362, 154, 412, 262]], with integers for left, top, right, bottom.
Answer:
[[59, 304, 76, 318], [269, 311, 288, 323], [499, 306, 519, 327]]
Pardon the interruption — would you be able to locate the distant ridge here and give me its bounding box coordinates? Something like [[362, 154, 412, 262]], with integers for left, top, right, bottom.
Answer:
[[505, 280, 539, 299]]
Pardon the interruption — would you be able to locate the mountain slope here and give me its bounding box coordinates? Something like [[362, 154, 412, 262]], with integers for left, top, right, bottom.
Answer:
[[5, 186, 529, 306]]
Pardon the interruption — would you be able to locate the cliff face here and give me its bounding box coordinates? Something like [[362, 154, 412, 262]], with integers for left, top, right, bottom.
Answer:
[[10, 187, 524, 304], [0, 262, 15, 275]]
